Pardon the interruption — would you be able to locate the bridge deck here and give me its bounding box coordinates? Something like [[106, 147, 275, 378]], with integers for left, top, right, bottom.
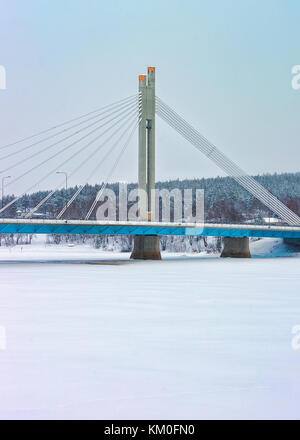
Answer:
[[1, 219, 300, 239]]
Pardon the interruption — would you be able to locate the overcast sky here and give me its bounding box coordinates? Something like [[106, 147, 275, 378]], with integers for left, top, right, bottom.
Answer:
[[0, 0, 300, 195]]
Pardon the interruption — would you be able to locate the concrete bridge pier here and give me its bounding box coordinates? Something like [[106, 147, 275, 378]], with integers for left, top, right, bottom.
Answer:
[[130, 235, 161, 260], [220, 237, 251, 258]]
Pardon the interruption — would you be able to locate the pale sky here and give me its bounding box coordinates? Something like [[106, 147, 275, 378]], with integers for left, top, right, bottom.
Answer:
[[0, 0, 300, 195]]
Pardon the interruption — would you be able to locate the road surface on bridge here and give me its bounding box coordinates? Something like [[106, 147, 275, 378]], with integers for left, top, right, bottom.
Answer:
[[1, 218, 300, 239]]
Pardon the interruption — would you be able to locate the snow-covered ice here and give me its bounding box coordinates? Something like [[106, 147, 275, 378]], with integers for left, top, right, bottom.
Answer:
[[0, 237, 300, 419]]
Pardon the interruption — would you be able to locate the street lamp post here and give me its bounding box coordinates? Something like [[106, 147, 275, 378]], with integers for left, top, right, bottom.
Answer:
[[1, 175, 11, 210], [56, 171, 68, 215]]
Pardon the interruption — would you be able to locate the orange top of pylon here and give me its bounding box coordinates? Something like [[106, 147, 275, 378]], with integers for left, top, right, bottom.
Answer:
[[139, 75, 146, 81], [148, 67, 155, 72]]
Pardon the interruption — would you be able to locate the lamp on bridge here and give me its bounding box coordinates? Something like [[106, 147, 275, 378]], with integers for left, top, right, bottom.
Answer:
[[1, 175, 11, 210], [56, 171, 68, 217]]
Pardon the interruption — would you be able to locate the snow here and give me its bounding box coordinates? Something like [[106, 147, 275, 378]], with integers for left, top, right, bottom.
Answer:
[[1, 237, 300, 420]]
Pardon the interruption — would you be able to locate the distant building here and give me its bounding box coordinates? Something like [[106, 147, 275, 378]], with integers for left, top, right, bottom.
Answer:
[[16, 210, 50, 219], [263, 217, 284, 225]]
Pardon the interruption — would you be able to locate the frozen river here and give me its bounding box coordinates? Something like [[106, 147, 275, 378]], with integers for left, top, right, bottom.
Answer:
[[0, 238, 300, 419]]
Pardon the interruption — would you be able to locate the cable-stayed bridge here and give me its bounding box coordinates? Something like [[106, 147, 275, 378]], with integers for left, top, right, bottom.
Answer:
[[1, 67, 299, 259]]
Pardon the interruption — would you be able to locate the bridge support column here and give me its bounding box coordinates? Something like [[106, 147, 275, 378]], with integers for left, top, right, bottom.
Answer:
[[132, 67, 161, 260], [130, 235, 161, 260], [220, 237, 251, 258]]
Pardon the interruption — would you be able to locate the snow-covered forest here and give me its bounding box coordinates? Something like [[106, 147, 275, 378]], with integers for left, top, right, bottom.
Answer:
[[1, 171, 299, 252], [3, 171, 300, 221]]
